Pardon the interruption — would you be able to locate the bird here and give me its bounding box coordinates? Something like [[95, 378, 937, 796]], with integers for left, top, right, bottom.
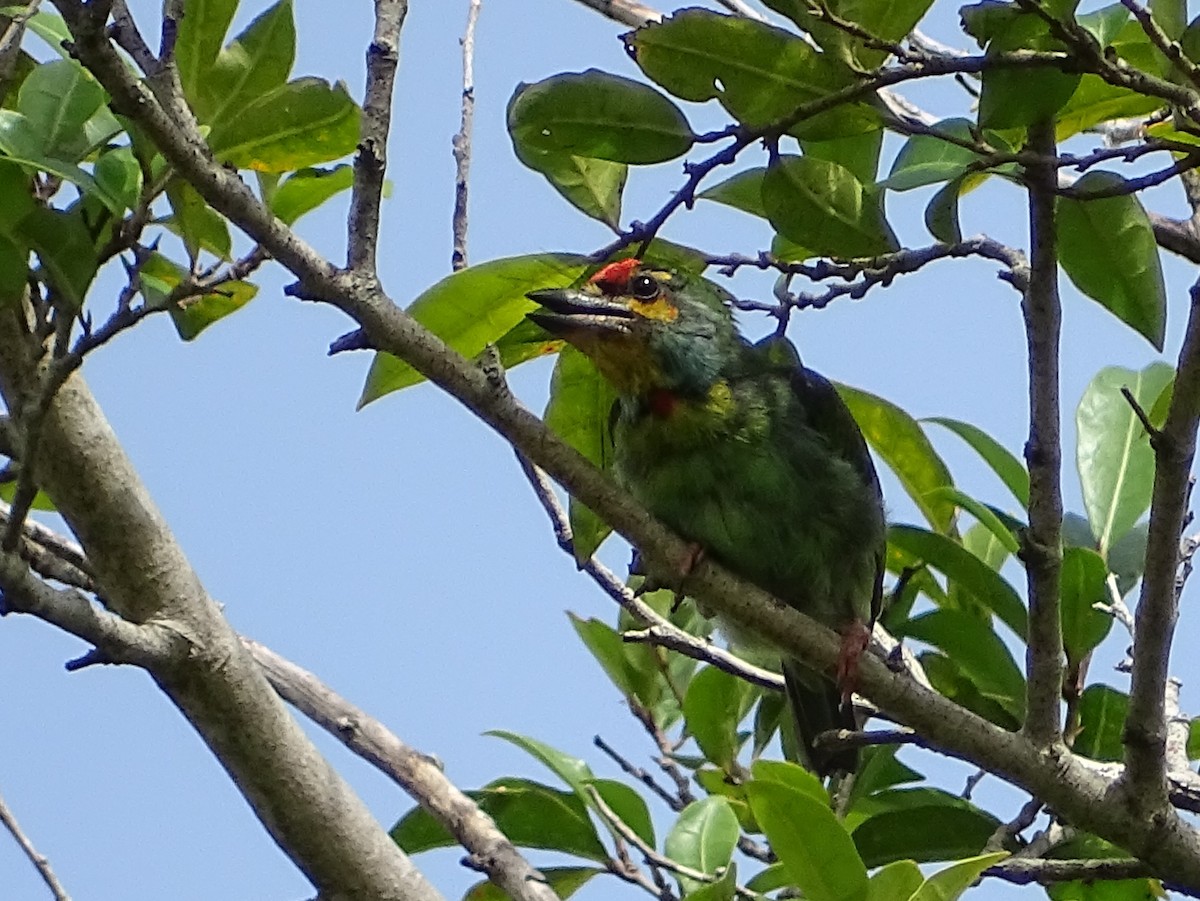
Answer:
[[527, 257, 886, 776]]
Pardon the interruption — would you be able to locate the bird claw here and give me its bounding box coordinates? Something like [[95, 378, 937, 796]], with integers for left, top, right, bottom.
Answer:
[[671, 543, 705, 612], [836, 620, 871, 702]]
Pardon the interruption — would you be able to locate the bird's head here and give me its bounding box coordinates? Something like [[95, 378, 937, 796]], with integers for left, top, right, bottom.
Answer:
[[527, 259, 743, 398]]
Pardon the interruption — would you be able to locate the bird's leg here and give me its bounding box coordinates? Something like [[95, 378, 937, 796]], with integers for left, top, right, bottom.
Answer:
[[835, 619, 871, 701], [629, 545, 706, 611]]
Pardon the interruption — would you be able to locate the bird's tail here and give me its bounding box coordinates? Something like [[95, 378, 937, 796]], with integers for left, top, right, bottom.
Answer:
[[782, 657, 858, 777]]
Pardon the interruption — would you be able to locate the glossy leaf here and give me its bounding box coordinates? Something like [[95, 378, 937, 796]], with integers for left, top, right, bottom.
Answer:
[[838, 386, 955, 533], [749, 759, 829, 804], [17, 59, 106, 161], [978, 16, 1080, 128], [1076, 363, 1173, 554], [545, 346, 617, 561], [884, 119, 988, 191], [587, 778, 655, 847], [627, 9, 874, 139], [484, 730, 596, 798], [923, 486, 1019, 553], [176, 0, 238, 113], [208, 77, 359, 172], [925, 416, 1030, 506], [166, 178, 232, 262], [764, 0, 934, 69], [359, 254, 590, 405], [664, 797, 740, 895], [698, 167, 767, 218], [191, 0, 295, 126], [899, 609, 1026, 719], [512, 141, 625, 228], [683, 863, 738, 901], [21, 10, 73, 59], [390, 777, 607, 862], [746, 779, 868, 901], [853, 805, 1001, 867], [463, 866, 602, 901], [1056, 75, 1163, 140], [801, 130, 883, 186], [569, 614, 640, 698], [508, 71, 694, 165], [93, 147, 143, 213], [921, 652, 1019, 729], [170, 280, 258, 341], [21, 207, 97, 308], [1075, 684, 1129, 761], [1060, 546, 1114, 666], [270, 165, 354, 224], [683, 666, 751, 770], [867, 860, 923, 901], [764, 156, 898, 259], [913, 852, 1010, 901], [0, 111, 122, 212], [1109, 522, 1149, 597], [1059, 173, 1166, 349], [924, 176, 965, 244]]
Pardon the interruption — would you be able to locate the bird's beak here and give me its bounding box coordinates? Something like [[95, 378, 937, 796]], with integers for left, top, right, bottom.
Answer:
[[526, 287, 636, 337]]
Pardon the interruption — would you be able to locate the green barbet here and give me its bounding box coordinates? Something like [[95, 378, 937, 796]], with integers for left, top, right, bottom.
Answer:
[[528, 258, 886, 775]]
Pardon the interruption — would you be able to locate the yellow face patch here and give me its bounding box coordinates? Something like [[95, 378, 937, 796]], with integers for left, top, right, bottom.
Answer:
[[628, 296, 678, 322]]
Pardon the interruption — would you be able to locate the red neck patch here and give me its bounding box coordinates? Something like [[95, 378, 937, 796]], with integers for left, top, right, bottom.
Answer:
[[647, 387, 678, 419], [589, 258, 642, 293]]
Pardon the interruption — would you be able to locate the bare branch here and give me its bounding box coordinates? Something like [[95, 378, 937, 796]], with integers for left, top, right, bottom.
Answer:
[[1124, 275, 1200, 810], [1020, 119, 1066, 749], [985, 856, 1151, 886], [0, 788, 70, 901], [348, 0, 407, 274], [245, 640, 560, 901], [567, 0, 661, 27], [451, 0, 481, 272]]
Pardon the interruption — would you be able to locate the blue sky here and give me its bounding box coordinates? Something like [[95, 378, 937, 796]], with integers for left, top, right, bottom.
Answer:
[[0, 1, 1193, 899]]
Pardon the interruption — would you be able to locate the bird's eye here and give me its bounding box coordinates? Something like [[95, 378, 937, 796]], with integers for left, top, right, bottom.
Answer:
[[629, 274, 659, 300]]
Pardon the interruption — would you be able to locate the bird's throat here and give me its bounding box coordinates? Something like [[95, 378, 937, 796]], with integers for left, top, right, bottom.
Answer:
[[646, 387, 679, 419]]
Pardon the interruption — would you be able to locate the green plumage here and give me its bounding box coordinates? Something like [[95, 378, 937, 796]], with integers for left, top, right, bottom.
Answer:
[[529, 261, 886, 775]]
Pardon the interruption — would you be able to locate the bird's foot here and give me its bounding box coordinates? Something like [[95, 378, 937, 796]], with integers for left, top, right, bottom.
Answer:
[[836, 620, 871, 702], [671, 543, 706, 612]]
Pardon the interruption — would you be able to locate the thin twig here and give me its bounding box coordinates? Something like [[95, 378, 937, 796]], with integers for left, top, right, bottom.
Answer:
[[347, 0, 408, 274], [1118, 0, 1200, 91], [594, 734, 682, 810], [567, 0, 661, 27], [0, 788, 70, 901], [451, 0, 481, 272], [1020, 119, 1066, 748]]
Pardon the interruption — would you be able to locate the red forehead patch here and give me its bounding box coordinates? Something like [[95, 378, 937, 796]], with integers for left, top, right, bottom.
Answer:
[[588, 258, 642, 291]]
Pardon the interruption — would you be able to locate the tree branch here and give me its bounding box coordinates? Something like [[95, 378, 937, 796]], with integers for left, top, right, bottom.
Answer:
[[0, 787, 70, 901], [244, 640, 560, 901], [348, 0, 407, 274], [451, 0, 480, 271]]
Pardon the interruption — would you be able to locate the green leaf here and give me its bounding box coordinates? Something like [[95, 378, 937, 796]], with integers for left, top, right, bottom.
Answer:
[[544, 347, 617, 561], [16, 59, 106, 161], [884, 119, 988, 191], [923, 486, 1019, 553], [764, 0, 935, 69], [1076, 363, 1173, 553], [93, 147, 142, 213], [1055, 75, 1163, 141], [698, 167, 767, 218], [801, 130, 883, 186], [512, 141, 626, 228], [176, 0, 238, 112], [569, 613, 640, 698], [683, 666, 751, 770], [1058, 173, 1166, 350], [21, 10, 72, 58], [627, 10, 874, 139], [484, 730, 596, 798], [750, 759, 830, 804], [170, 279, 258, 341], [192, 0, 296, 127], [508, 70, 694, 165], [924, 416, 1030, 506], [763, 156, 898, 259], [746, 780, 868, 901], [20, 206, 97, 308], [208, 77, 360, 172], [847, 746, 923, 807], [166, 178, 232, 262], [837, 386, 956, 533], [898, 609, 1026, 719], [978, 15, 1081, 128], [912, 852, 1010, 901], [1151, 0, 1187, 39], [358, 254, 590, 405], [1075, 684, 1129, 761], [0, 234, 27, 305], [269, 164, 354, 224], [664, 797, 740, 895], [462, 866, 603, 901], [0, 111, 122, 212], [752, 690, 787, 759], [390, 777, 607, 862], [1078, 4, 1131, 47], [853, 806, 1001, 867], [1060, 546, 1114, 666], [682, 863, 738, 901], [587, 779, 655, 847], [924, 176, 965, 244], [867, 860, 923, 901], [1109, 522, 1149, 597], [921, 652, 1019, 729]]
